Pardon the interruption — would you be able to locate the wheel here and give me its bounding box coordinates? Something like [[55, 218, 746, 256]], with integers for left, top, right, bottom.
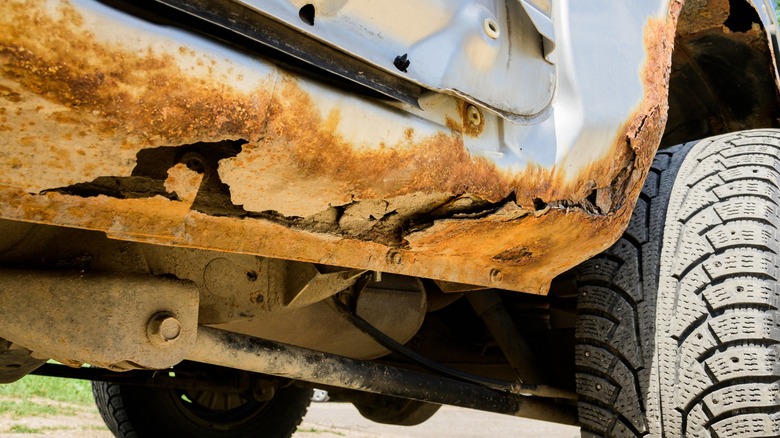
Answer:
[[311, 389, 330, 403], [92, 366, 312, 438], [574, 129, 780, 437]]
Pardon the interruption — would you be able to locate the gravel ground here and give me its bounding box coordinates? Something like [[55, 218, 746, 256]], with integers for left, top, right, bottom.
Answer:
[[0, 397, 108, 437], [0, 398, 580, 438], [296, 403, 580, 438]]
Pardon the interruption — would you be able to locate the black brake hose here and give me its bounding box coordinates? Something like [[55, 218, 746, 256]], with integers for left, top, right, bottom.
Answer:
[[330, 295, 518, 393]]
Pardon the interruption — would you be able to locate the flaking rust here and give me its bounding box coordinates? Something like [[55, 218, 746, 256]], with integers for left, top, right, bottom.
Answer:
[[0, 0, 681, 293]]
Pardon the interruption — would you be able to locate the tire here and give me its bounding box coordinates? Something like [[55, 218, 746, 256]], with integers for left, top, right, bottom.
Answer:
[[92, 374, 312, 438], [574, 129, 780, 437]]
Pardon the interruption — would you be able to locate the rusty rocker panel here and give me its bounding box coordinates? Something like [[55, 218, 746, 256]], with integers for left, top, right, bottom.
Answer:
[[0, 0, 682, 293]]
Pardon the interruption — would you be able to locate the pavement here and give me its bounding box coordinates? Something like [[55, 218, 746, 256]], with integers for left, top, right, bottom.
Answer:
[[296, 402, 581, 438]]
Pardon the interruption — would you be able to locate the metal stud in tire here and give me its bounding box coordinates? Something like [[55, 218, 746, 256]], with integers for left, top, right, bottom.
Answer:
[[575, 129, 780, 437]]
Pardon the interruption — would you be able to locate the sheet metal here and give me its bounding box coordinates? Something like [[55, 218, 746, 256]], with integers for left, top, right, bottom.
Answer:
[[0, 0, 681, 293], [231, 0, 556, 122]]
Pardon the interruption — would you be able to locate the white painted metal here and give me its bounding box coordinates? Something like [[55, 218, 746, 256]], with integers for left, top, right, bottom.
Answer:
[[231, 0, 557, 123]]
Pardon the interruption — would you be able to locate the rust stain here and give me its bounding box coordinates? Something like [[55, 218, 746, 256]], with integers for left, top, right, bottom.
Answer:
[[676, 0, 730, 35], [223, 81, 511, 215], [0, 84, 22, 102], [0, 0, 682, 293], [664, 0, 779, 146], [444, 100, 485, 138], [0, 0, 274, 146]]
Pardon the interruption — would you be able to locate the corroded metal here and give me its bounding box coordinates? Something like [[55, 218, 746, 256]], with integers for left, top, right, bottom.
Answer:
[[189, 326, 579, 424], [663, 0, 780, 146], [0, 0, 683, 293]]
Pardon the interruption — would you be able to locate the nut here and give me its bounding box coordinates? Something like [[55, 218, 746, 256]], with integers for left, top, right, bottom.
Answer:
[[147, 313, 182, 343]]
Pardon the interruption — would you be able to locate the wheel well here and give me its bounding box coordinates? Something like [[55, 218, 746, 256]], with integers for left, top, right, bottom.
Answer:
[[662, 0, 780, 147]]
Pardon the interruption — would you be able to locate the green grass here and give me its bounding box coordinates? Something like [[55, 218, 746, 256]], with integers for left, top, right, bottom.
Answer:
[[9, 424, 41, 434], [0, 400, 66, 417], [0, 375, 94, 405], [0, 374, 94, 420]]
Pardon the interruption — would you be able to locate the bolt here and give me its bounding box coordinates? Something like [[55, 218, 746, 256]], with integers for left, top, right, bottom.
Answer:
[[466, 105, 482, 127], [490, 268, 503, 283], [388, 251, 403, 265], [148, 313, 182, 343]]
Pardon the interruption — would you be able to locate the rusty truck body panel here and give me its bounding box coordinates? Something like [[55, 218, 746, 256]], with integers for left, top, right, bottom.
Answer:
[[0, 0, 696, 294]]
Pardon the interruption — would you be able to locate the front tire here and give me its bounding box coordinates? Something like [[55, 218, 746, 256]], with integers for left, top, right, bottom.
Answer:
[[575, 129, 780, 436]]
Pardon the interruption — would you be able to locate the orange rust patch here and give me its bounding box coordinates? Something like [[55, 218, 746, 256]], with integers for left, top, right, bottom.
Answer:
[[265, 81, 511, 202], [164, 163, 203, 205], [0, 0, 274, 146], [456, 100, 485, 137], [677, 0, 730, 35], [0, 84, 22, 102], [443, 100, 485, 138]]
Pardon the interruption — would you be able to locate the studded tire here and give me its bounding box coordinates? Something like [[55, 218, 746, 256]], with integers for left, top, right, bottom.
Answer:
[[92, 376, 312, 438], [575, 129, 780, 437]]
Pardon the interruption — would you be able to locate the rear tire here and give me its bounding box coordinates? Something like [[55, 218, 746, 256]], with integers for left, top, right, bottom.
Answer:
[[92, 370, 312, 437], [575, 129, 780, 436]]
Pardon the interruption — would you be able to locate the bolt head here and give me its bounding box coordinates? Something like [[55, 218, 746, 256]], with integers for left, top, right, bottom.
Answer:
[[387, 251, 403, 265], [148, 313, 182, 343], [489, 268, 503, 283]]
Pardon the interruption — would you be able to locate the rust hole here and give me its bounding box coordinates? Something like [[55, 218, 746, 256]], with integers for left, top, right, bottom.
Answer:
[[724, 0, 760, 33]]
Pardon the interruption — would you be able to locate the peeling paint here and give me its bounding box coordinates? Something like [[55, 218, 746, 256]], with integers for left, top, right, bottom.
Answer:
[[0, 0, 682, 293]]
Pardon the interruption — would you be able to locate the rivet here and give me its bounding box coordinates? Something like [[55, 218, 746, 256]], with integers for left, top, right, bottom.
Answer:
[[490, 268, 503, 283], [483, 18, 500, 39]]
